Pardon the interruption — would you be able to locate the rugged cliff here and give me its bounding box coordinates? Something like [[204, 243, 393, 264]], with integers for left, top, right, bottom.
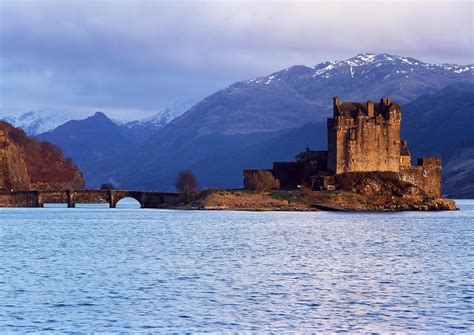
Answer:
[[0, 121, 84, 191]]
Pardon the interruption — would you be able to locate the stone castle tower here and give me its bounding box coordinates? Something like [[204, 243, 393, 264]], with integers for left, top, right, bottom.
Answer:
[[326, 96, 442, 197], [244, 96, 442, 198], [327, 97, 402, 174]]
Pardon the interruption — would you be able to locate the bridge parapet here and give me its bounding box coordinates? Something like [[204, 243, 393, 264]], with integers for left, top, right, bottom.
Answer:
[[0, 189, 181, 208]]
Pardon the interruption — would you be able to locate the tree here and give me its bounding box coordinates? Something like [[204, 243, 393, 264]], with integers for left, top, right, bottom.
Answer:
[[246, 171, 280, 193], [100, 183, 115, 190], [175, 170, 198, 202]]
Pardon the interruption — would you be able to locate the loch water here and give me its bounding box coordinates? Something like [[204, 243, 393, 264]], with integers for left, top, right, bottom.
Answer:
[[1, 199, 473, 332]]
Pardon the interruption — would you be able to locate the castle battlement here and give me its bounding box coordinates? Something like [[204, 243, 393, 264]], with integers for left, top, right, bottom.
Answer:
[[332, 96, 400, 122]]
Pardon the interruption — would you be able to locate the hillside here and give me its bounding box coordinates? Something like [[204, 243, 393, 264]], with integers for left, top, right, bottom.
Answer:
[[402, 83, 474, 197], [36, 112, 135, 186], [0, 121, 84, 191]]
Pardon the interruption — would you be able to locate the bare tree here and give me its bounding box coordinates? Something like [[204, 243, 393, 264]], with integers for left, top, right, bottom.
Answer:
[[247, 171, 280, 193], [175, 170, 198, 202]]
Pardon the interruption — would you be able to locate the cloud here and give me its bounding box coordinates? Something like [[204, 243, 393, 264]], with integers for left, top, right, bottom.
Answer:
[[0, 0, 472, 119]]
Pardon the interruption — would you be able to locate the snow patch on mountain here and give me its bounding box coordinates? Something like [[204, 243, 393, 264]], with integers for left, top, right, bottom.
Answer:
[[0, 110, 74, 135], [123, 100, 193, 130]]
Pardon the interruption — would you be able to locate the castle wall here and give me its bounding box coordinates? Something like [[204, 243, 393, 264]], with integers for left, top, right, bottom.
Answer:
[[272, 162, 305, 189], [328, 99, 401, 174], [400, 158, 442, 198]]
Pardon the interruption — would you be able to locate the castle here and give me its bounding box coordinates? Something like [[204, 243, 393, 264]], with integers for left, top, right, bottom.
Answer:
[[244, 97, 442, 198]]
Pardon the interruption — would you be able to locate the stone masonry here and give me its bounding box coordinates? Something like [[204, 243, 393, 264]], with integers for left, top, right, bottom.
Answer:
[[327, 97, 401, 174]]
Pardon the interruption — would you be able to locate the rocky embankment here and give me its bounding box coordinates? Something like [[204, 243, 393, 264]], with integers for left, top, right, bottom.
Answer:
[[0, 121, 84, 191], [173, 172, 457, 212], [177, 189, 456, 212]]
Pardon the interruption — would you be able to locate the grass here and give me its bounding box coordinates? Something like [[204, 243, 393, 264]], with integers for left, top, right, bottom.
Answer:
[[269, 190, 306, 204]]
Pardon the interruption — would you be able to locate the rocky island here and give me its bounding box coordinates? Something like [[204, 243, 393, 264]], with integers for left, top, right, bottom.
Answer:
[[175, 174, 457, 212]]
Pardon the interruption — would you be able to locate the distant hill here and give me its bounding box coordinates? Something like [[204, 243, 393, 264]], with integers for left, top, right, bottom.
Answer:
[[0, 121, 84, 191], [402, 83, 474, 198], [36, 112, 135, 187], [120, 100, 192, 144]]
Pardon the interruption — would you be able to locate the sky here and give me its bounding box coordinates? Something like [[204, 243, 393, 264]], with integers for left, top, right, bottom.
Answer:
[[0, 0, 472, 120]]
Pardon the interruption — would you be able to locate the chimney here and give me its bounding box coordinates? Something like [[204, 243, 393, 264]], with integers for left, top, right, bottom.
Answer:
[[367, 101, 374, 118]]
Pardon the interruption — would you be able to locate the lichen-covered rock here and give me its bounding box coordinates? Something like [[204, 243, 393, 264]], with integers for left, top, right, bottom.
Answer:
[[0, 121, 84, 191]]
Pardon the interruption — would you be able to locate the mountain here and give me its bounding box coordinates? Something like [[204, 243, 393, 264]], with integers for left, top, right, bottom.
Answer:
[[0, 110, 74, 135], [187, 122, 327, 189], [402, 83, 474, 198], [146, 53, 471, 136], [114, 54, 472, 190], [36, 112, 135, 187], [120, 101, 193, 143], [0, 121, 84, 191]]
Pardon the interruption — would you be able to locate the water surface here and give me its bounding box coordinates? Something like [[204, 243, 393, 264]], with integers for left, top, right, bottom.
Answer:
[[1, 199, 473, 332]]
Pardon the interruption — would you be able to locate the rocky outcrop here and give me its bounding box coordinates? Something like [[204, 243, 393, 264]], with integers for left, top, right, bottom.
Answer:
[[334, 172, 422, 197], [0, 121, 84, 191]]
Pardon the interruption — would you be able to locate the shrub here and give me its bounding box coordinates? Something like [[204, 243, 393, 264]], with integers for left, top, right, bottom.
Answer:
[[246, 171, 280, 193]]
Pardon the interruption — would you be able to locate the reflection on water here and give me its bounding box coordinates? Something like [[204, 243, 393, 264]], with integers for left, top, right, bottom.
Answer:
[[1, 200, 473, 332]]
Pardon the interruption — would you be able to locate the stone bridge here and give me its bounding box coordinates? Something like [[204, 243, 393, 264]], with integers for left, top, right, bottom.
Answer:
[[0, 189, 181, 208]]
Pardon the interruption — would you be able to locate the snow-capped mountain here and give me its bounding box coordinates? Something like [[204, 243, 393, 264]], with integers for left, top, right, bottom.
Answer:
[[124, 100, 192, 130], [248, 53, 473, 85], [310, 53, 472, 79], [144, 53, 472, 137], [0, 110, 74, 135], [118, 101, 193, 143]]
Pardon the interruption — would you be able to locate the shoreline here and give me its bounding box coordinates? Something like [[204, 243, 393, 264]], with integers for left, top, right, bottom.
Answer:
[[162, 189, 458, 212], [0, 189, 458, 211]]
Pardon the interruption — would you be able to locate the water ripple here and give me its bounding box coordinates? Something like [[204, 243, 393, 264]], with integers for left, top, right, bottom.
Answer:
[[0, 200, 473, 332]]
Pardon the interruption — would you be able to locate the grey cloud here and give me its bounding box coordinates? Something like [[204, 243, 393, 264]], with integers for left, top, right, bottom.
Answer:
[[1, 0, 472, 119]]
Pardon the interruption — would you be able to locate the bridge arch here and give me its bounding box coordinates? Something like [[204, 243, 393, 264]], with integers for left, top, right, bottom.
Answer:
[[114, 197, 142, 208], [110, 191, 144, 208]]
